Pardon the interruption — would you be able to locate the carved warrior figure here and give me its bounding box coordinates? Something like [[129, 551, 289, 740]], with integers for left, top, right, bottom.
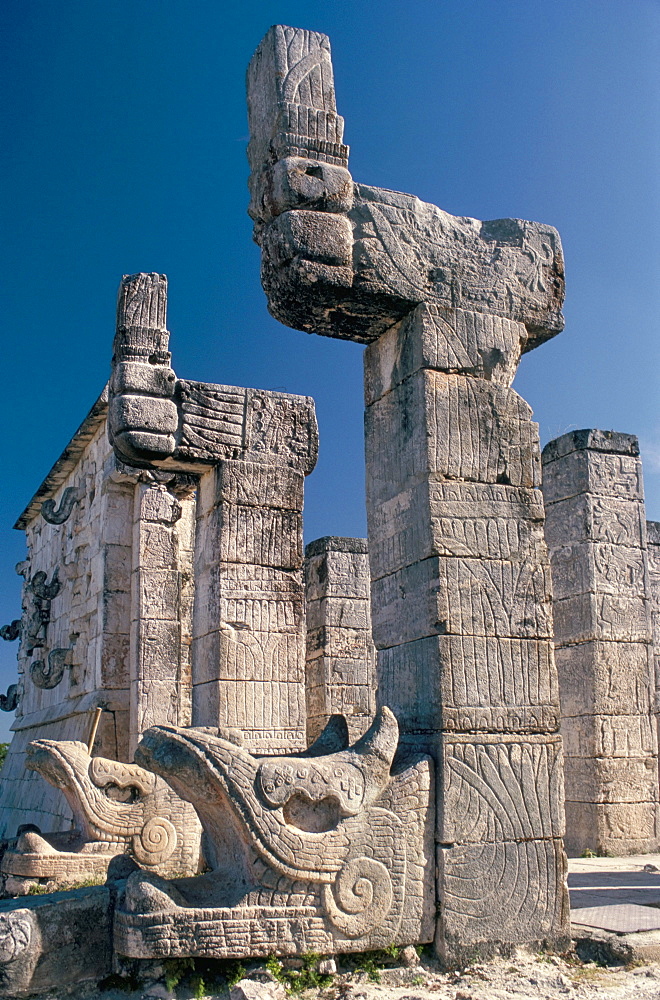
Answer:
[[115, 709, 434, 958], [246, 25, 570, 961], [1, 739, 203, 883]]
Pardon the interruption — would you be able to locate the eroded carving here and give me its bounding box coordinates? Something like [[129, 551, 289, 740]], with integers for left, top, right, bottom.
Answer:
[[40, 487, 81, 525], [1, 740, 203, 885], [0, 685, 18, 713], [29, 648, 71, 690], [0, 621, 20, 642], [22, 570, 61, 655], [114, 709, 434, 958]]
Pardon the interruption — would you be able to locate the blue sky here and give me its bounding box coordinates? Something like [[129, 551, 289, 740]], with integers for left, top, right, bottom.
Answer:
[[1, 1, 659, 740]]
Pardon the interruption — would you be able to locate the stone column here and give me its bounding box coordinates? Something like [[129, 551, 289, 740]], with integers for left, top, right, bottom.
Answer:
[[192, 461, 307, 753], [648, 520, 660, 749], [128, 479, 195, 757], [304, 536, 376, 742], [365, 304, 566, 959], [248, 24, 570, 961], [542, 430, 659, 855]]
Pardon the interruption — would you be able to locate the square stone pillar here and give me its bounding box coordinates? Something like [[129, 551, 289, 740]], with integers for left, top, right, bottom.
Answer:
[[365, 304, 568, 961], [304, 536, 376, 741], [128, 479, 195, 757], [191, 460, 307, 753], [542, 430, 659, 855], [648, 520, 660, 748]]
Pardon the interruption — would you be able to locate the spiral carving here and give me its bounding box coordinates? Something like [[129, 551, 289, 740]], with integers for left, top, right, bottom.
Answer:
[[0, 914, 31, 963], [132, 816, 177, 866], [321, 856, 393, 938]]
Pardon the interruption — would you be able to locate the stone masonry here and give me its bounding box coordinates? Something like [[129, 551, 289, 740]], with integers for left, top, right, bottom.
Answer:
[[248, 24, 569, 962], [304, 537, 376, 742], [0, 392, 195, 838], [108, 272, 318, 752], [542, 430, 659, 856]]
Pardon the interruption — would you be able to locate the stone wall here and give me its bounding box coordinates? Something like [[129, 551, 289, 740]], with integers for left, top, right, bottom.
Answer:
[[0, 394, 132, 835], [304, 536, 376, 742], [542, 430, 659, 856]]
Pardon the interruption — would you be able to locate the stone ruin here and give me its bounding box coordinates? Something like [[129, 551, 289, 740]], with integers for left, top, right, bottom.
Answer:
[[0, 22, 657, 997]]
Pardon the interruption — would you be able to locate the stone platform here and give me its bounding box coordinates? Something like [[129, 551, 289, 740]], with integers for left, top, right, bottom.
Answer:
[[570, 853, 660, 961]]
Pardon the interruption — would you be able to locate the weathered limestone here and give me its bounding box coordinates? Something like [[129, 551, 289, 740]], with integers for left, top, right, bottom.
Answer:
[[648, 520, 660, 738], [1, 740, 202, 884], [115, 710, 434, 958], [248, 25, 569, 962], [109, 272, 318, 752], [0, 885, 114, 997], [542, 430, 659, 856], [0, 395, 197, 848], [304, 537, 376, 741]]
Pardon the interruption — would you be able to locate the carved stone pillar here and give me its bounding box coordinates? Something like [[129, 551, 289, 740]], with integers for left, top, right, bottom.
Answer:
[[248, 24, 570, 961], [304, 536, 376, 742], [129, 479, 195, 757], [192, 461, 307, 752], [542, 430, 659, 855]]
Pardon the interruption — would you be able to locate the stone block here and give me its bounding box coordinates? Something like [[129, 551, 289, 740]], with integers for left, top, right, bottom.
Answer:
[[305, 549, 370, 601], [542, 449, 644, 505], [0, 886, 113, 997], [436, 733, 565, 843], [306, 626, 373, 660], [561, 714, 657, 759], [437, 839, 569, 962], [215, 461, 304, 511], [549, 541, 647, 600], [262, 209, 352, 268], [372, 556, 553, 647], [368, 479, 546, 580], [552, 592, 651, 644], [261, 157, 353, 221], [544, 493, 647, 549], [377, 634, 559, 735], [100, 631, 130, 689], [137, 523, 178, 570], [191, 680, 307, 752], [137, 570, 179, 622], [193, 564, 304, 637], [542, 429, 639, 464], [192, 628, 304, 686], [364, 303, 526, 403], [563, 800, 660, 857], [366, 371, 540, 504], [563, 755, 659, 804], [555, 641, 653, 717], [306, 597, 370, 631], [135, 619, 182, 681]]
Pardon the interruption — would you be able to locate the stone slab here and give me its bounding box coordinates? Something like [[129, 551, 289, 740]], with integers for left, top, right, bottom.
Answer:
[[368, 479, 546, 581], [436, 838, 569, 962], [544, 493, 647, 549], [0, 886, 113, 997], [553, 592, 651, 644], [571, 903, 660, 933], [363, 303, 526, 403], [556, 641, 654, 717], [436, 733, 565, 842]]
